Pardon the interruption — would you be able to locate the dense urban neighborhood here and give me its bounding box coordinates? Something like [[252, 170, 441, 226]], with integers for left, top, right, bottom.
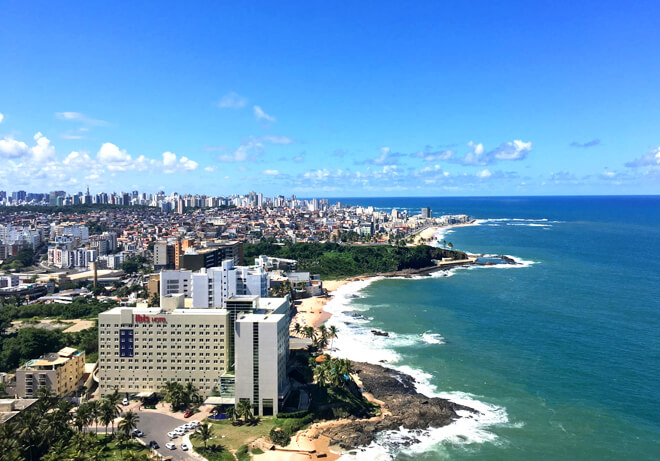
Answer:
[[0, 190, 472, 460]]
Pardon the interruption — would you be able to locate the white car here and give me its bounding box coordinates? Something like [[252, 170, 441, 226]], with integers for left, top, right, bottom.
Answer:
[[167, 432, 178, 439], [190, 420, 200, 427], [122, 398, 129, 406], [165, 442, 176, 450], [181, 443, 189, 451]]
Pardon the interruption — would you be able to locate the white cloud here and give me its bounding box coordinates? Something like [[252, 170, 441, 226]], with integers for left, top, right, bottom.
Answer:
[[179, 156, 198, 171], [160, 152, 198, 173], [461, 140, 532, 165], [31, 132, 56, 162], [0, 137, 29, 158], [204, 166, 217, 172], [0, 113, 4, 124], [625, 147, 660, 168], [477, 169, 492, 178], [259, 135, 293, 145], [162, 151, 177, 167], [359, 147, 405, 165], [494, 140, 532, 161], [96, 142, 134, 171], [253, 105, 276, 122], [218, 92, 248, 109], [263, 169, 280, 175], [63, 151, 92, 166], [55, 111, 107, 126]]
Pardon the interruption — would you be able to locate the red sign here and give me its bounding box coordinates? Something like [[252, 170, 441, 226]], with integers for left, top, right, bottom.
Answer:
[[134, 314, 166, 323]]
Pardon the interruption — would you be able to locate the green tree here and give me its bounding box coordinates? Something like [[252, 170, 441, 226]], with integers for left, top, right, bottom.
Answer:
[[195, 423, 213, 449], [118, 411, 140, 438], [236, 400, 254, 424]]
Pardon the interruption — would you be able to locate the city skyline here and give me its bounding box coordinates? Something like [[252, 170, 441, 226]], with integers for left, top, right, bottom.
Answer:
[[1, 2, 660, 196]]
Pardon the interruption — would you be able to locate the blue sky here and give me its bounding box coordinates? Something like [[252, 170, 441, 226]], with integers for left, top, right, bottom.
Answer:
[[1, 1, 659, 196]]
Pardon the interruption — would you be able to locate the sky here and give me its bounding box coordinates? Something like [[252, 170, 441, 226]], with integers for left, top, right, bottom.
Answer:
[[1, 1, 660, 197]]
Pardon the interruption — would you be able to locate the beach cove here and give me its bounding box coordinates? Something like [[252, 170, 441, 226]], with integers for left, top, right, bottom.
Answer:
[[266, 196, 660, 460]]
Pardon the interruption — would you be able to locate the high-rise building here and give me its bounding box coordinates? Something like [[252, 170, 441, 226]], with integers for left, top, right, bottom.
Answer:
[[160, 260, 268, 308], [421, 207, 432, 219], [97, 295, 290, 415], [154, 242, 176, 270]]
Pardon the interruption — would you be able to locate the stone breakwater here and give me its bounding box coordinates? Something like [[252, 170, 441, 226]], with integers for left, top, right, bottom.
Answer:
[[317, 362, 475, 449]]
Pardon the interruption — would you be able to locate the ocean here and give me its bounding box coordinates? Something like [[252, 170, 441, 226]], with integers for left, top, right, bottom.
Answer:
[[322, 196, 660, 460]]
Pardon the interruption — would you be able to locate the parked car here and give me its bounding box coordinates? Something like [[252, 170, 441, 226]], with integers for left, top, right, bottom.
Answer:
[[165, 442, 176, 450], [133, 429, 144, 437], [122, 398, 129, 406], [167, 431, 178, 439], [149, 441, 159, 449], [181, 443, 189, 451], [184, 409, 194, 418]]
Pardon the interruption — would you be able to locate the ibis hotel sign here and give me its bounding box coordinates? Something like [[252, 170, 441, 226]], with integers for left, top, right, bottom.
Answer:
[[134, 314, 167, 323]]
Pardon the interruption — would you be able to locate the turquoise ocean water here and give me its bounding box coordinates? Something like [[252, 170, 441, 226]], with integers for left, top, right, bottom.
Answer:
[[322, 196, 660, 460]]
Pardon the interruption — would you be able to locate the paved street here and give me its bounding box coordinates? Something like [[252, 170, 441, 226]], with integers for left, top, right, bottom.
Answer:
[[133, 412, 197, 461]]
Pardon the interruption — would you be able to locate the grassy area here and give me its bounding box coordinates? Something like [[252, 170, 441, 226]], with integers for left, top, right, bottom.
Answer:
[[204, 418, 279, 450], [190, 439, 236, 461], [198, 413, 315, 456], [99, 436, 151, 460]]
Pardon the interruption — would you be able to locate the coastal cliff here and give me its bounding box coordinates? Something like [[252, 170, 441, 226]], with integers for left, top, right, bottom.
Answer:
[[314, 362, 473, 449]]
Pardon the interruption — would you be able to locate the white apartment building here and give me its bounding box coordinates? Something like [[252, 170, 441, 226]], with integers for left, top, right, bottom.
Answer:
[[160, 260, 268, 308], [97, 295, 290, 415], [235, 311, 289, 416]]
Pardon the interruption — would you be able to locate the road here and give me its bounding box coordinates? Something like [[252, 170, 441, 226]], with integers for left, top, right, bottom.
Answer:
[[133, 412, 197, 461]]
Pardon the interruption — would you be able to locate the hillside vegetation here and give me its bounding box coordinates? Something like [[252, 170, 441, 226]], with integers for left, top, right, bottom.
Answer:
[[244, 242, 468, 279]]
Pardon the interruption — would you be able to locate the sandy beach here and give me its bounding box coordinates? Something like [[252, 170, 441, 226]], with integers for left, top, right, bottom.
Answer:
[[290, 279, 351, 334], [412, 220, 478, 245]]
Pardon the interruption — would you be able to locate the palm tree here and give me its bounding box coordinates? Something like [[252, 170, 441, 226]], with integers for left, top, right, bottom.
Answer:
[[124, 451, 150, 461], [74, 404, 92, 433], [195, 423, 213, 449], [328, 325, 338, 350], [317, 324, 328, 348], [225, 406, 236, 423], [448, 242, 454, 250], [115, 431, 130, 458], [442, 239, 447, 249], [118, 411, 140, 438], [236, 400, 254, 424], [99, 400, 117, 436], [293, 322, 302, 336], [87, 400, 101, 430], [184, 381, 202, 408]]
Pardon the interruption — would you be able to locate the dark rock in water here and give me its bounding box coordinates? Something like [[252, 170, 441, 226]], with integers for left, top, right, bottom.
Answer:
[[497, 254, 517, 265], [371, 329, 389, 337], [317, 362, 476, 449], [347, 312, 368, 320]]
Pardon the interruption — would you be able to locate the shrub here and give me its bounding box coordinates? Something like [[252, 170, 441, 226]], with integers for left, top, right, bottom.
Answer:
[[276, 410, 310, 419], [269, 427, 291, 447]]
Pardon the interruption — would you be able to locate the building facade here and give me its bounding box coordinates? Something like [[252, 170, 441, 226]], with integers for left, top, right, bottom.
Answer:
[[15, 347, 86, 398], [97, 296, 290, 415], [160, 260, 268, 308]]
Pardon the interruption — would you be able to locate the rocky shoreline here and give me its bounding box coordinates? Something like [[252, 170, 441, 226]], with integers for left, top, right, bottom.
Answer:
[[316, 362, 475, 450]]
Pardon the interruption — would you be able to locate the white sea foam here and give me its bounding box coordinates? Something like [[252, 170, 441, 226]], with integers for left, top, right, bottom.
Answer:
[[326, 278, 512, 460], [422, 331, 446, 344], [475, 217, 556, 228]]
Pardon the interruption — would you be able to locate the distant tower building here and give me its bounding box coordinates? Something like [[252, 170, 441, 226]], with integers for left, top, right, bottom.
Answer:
[[421, 207, 432, 219]]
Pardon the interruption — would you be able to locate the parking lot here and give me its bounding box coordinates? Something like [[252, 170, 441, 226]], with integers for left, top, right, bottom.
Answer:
[[134, 412, 198, 461]]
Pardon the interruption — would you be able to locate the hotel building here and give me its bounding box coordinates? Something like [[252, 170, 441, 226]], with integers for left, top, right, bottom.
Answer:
[[98, 294, 290, 415]]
